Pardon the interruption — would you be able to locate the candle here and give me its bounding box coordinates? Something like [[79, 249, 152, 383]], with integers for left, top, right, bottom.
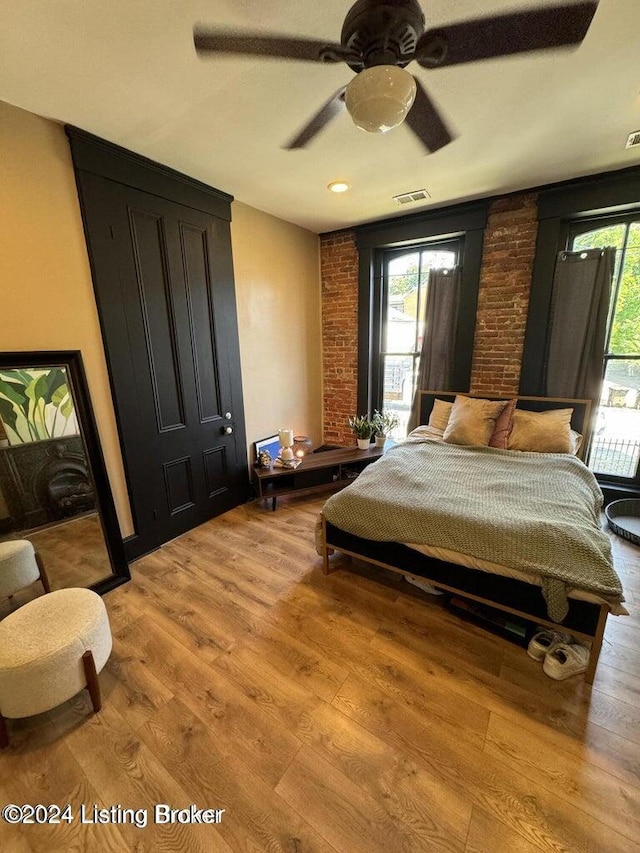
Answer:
[[278, 428, 294, 447], [293, 436, 312, 458]]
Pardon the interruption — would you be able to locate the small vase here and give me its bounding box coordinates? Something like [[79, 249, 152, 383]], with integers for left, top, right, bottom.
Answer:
[[357, 438, 370, 450], [374, 434, 386, 448]]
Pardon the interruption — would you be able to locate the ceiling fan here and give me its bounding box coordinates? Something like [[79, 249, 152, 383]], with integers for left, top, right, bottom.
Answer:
[[194, 0, 599, 153]]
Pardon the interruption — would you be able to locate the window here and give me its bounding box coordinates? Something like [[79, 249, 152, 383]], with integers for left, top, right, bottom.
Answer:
[[355, 200, 488, 427], [379, 241, 459, 437], [567, 215, 640, 484]]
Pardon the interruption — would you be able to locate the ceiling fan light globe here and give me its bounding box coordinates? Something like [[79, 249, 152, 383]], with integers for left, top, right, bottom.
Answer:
[[345, 65, 417, 134]]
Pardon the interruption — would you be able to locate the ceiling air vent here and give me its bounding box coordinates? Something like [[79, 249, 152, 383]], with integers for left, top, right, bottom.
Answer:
[[625, 131, 640, 149], [393, 188, 431, 205]]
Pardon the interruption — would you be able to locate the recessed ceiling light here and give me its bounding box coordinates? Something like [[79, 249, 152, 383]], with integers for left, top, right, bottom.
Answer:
[[327, 181, 350, 193]]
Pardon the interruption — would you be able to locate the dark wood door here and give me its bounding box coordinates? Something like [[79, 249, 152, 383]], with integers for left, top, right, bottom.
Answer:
[[76, 170, 247, 557]]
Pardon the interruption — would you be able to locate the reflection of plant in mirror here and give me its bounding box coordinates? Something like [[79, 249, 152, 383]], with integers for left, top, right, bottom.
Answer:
[[0, 368, 79, 445]]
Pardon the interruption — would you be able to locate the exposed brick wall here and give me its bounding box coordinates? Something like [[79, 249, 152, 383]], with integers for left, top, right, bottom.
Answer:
[[470, 192, 539, 396], [319, 190, 541, 442], [320, 230, 359, 446]]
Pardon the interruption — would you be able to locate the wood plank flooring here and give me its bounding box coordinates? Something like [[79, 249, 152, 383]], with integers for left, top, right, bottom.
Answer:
[[1, 492, 639, 852]]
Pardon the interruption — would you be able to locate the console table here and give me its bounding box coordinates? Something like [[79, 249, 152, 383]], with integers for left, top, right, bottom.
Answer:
[[251, 445, 387, 510]]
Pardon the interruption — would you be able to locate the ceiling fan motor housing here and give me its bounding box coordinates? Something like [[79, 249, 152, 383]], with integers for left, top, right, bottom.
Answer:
[[341, 0, 426, 70]]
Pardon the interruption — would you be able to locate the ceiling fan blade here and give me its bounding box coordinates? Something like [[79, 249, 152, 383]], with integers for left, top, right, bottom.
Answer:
[[284, 88, 347, 149], [404, 79, 454, 153], [193, 28, 348, 63], [415, 1, 598, 68]]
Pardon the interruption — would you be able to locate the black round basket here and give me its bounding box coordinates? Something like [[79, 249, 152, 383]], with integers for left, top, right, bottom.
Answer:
[[605, 499, 640, 546]]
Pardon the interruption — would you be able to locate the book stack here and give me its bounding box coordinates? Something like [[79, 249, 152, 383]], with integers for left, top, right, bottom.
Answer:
[[273, 457, 301, 469]]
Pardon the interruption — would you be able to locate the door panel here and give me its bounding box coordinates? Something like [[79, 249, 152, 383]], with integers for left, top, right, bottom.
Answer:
[[163, 457, 195, 515], [76, 170, 247, 556], [180, 222, 223, 423], [203, 446, 229, 498], [130, 207, 186, 431]]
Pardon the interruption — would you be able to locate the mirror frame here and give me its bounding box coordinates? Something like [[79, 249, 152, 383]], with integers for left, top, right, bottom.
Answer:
[[0, 350, 129, 593]]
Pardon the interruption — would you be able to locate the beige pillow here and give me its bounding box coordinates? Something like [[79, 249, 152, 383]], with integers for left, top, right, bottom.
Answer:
[[569, 429, 583, 455], [507, 408, 573, 453], [427, 399, 453, 432], [443, 396, 508, 447]]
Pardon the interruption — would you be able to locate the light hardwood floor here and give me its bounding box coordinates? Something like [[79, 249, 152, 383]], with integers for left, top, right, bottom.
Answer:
[[1, 492, 639, 852]]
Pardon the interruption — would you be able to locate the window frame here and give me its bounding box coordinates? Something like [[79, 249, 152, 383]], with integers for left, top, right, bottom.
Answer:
[[377, 239, 462, 418], [354, 200, 489, 416], [519, 163, 640, 499], [562, 212, 640, 488]]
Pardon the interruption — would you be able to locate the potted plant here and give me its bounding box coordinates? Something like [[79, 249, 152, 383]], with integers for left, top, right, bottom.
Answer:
[[348, 414, 374, 450], [372, 409, 399, 447]]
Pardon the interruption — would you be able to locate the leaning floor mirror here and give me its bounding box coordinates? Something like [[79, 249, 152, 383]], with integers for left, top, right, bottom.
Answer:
[[0, 351, 129, 614]]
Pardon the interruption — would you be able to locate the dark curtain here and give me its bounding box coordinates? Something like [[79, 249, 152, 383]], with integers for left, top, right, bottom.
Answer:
[[545, 247, 615, 401], [407, 266, 461, 432]]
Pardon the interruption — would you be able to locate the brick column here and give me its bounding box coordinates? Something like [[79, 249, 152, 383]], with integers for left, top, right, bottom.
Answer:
[[470, 192, 539, 396], [320, 230, 359, 446]]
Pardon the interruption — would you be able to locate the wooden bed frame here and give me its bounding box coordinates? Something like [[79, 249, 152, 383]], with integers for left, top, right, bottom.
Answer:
[[320, 392, 610, 684]]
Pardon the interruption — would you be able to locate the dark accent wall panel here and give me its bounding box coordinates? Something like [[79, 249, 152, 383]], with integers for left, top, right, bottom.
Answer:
[[130, 209, 185, 431]]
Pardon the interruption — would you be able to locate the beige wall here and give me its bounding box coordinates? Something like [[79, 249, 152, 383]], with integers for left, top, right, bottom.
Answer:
[[0, 101, 134, 536], [1, 101, 323, 539], [232, 202, 322, 459]]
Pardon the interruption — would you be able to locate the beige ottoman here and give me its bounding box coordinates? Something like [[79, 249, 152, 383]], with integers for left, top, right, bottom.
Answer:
[[0, 539, 50, 599], [0, 588, 112, 747]]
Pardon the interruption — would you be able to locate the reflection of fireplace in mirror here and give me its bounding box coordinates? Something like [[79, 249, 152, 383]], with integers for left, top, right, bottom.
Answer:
[[36, 443, 95, 522], [0, 436, 110, 609], [0, 436, 95, 530]]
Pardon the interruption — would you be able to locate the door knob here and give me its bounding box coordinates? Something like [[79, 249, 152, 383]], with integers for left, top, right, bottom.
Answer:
[[223, 426, 233, 435]]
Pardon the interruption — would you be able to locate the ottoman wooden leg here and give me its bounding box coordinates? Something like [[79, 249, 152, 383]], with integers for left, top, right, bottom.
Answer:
[[0, 711, 9, 749], [35, 552, 51, 594], [82, 650, 102, 713]]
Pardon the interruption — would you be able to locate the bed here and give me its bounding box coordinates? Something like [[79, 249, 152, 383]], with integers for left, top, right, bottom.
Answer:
[[318, 392, 627, 683]]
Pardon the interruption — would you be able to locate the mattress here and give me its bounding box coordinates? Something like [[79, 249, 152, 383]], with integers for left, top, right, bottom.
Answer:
[[321, 435, 626, 620], [404, 540, 628, 614]]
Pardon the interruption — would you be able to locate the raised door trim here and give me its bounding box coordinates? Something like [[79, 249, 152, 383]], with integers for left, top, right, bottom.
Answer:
[[66, 126, 233, 220]]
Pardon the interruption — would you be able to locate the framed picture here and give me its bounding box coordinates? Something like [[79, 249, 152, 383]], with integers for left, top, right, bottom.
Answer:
[[254, 434, 280, 464]]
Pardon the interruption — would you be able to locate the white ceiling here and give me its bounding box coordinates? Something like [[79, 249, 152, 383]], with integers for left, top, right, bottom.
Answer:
[[1, 0, 639, 234]]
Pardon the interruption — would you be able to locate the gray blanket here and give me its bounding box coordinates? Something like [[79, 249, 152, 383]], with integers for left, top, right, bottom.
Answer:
[[323, 440, 624, 621]]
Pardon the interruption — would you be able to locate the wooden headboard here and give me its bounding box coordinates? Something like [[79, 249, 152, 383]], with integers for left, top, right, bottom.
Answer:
[[417, 391, 593, 459]]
